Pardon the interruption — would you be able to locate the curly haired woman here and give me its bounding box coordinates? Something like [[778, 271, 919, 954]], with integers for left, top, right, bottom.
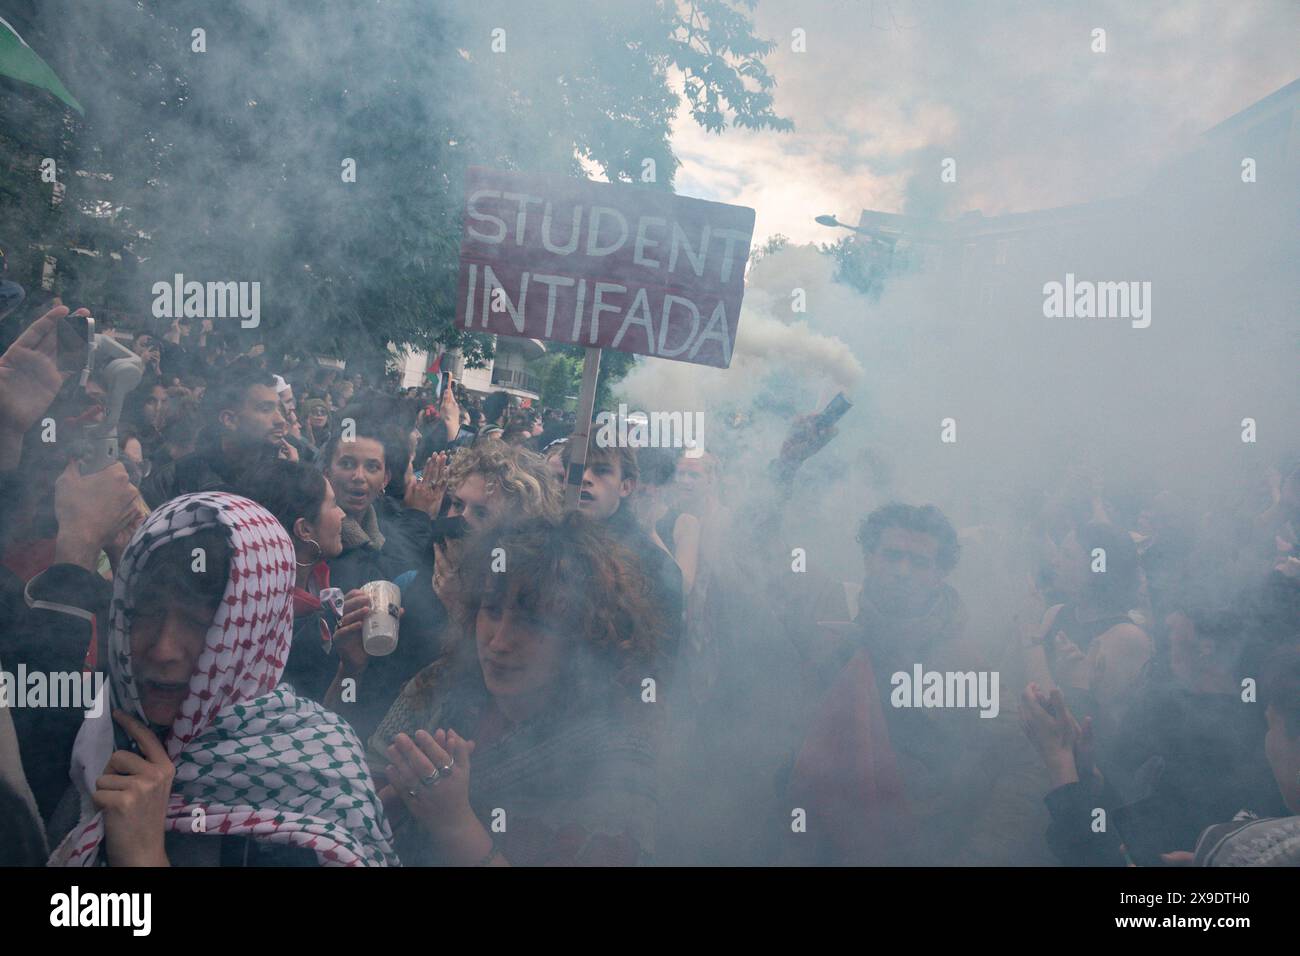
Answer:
[[368, 513, 667, 866], [425, 439, 562, 620]]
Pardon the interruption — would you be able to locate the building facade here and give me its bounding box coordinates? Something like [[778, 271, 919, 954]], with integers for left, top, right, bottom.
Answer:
[[397, 335, 546, 402]]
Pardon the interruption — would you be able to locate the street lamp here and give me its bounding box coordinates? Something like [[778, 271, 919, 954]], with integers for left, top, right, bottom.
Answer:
[[815, 213, 897, 248]]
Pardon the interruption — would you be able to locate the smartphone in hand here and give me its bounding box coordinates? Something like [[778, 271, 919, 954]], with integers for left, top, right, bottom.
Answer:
[[57, 312, 93, 373]]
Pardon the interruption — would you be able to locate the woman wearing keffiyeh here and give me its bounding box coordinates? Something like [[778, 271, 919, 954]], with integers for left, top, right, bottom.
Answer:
[[49, 491, 397, 867]]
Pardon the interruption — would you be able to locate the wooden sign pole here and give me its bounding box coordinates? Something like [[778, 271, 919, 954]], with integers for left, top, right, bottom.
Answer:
[[564, 346, 603, 511]]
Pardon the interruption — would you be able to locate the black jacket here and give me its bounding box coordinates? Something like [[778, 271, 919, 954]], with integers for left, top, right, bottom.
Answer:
[[324, 509, 445, 740], [140, 436, 279, 509], [0, 562, 111, 823], [373, 494, 435, 582], [606, 503, 685, 644], [1043, 778, 1130, 867]]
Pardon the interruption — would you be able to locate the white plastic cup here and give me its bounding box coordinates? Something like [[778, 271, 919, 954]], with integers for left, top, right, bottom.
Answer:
[[361, 580, 401, 656]]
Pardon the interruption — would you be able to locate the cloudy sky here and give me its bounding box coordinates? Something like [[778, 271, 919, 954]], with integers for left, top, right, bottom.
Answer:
[[670, 0, 1300, 245]]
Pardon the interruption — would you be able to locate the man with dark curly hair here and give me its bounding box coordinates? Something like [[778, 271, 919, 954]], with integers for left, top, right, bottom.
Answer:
[[786, 501, 986, 866], [855, 503, 963, 623]]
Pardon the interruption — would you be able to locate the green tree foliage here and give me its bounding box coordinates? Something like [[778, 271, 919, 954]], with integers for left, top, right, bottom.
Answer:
[[530, 345, 638, 413], [531, 351, 582, 410], [821, 234, 893, 300], [0, 0, 788, 388], [748, 232, 790, 267]]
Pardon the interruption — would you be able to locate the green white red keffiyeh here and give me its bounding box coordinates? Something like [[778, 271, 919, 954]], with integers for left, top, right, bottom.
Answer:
[[50, 492, 398, 867]]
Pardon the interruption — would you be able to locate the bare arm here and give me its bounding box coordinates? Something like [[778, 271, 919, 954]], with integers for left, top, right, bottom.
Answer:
[[1090, 622, 1152, 709], [321, 659, 367, 714], [672, 512, 702, 596], [1022, 604, 1064, 692]]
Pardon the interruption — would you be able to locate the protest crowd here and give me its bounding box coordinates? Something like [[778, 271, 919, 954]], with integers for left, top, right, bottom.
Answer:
[[0, 293, 1296, 869]]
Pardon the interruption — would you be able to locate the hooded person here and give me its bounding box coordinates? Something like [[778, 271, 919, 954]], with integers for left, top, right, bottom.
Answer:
[[48, 492, 398, 867]]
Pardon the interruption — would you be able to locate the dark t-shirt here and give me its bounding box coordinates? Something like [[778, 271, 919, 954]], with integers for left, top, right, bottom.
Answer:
[[607, 505, 684, 638], [655, 508, 680, 556]]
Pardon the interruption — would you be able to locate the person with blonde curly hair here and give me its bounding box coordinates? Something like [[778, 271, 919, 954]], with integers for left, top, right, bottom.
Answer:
[[319, 439, 563, 728], [368, 513, 667, 865], [422, 439, 562, 619], [444, 438, 561, 530]]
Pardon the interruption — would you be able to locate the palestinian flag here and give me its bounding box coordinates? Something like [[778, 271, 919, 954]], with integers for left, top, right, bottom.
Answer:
[[0, 16, 83, 114], [425, 349, 444, 396]]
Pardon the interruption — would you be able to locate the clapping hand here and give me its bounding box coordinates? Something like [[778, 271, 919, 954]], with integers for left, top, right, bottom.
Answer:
[[1019, 683, 1081, 788], [382, 729, 476, 837]]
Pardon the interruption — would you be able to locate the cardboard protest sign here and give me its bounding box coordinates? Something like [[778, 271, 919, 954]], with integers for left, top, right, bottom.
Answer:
[[455, 167, 755, 369]]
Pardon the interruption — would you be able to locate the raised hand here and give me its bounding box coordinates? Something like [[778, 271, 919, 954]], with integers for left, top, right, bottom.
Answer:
[[778, 413, 838, 470], [0, 304, 79, 465], [54, 460, 142, 571], [405, 452, 449, 518], [439, 383, 461, 442]]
